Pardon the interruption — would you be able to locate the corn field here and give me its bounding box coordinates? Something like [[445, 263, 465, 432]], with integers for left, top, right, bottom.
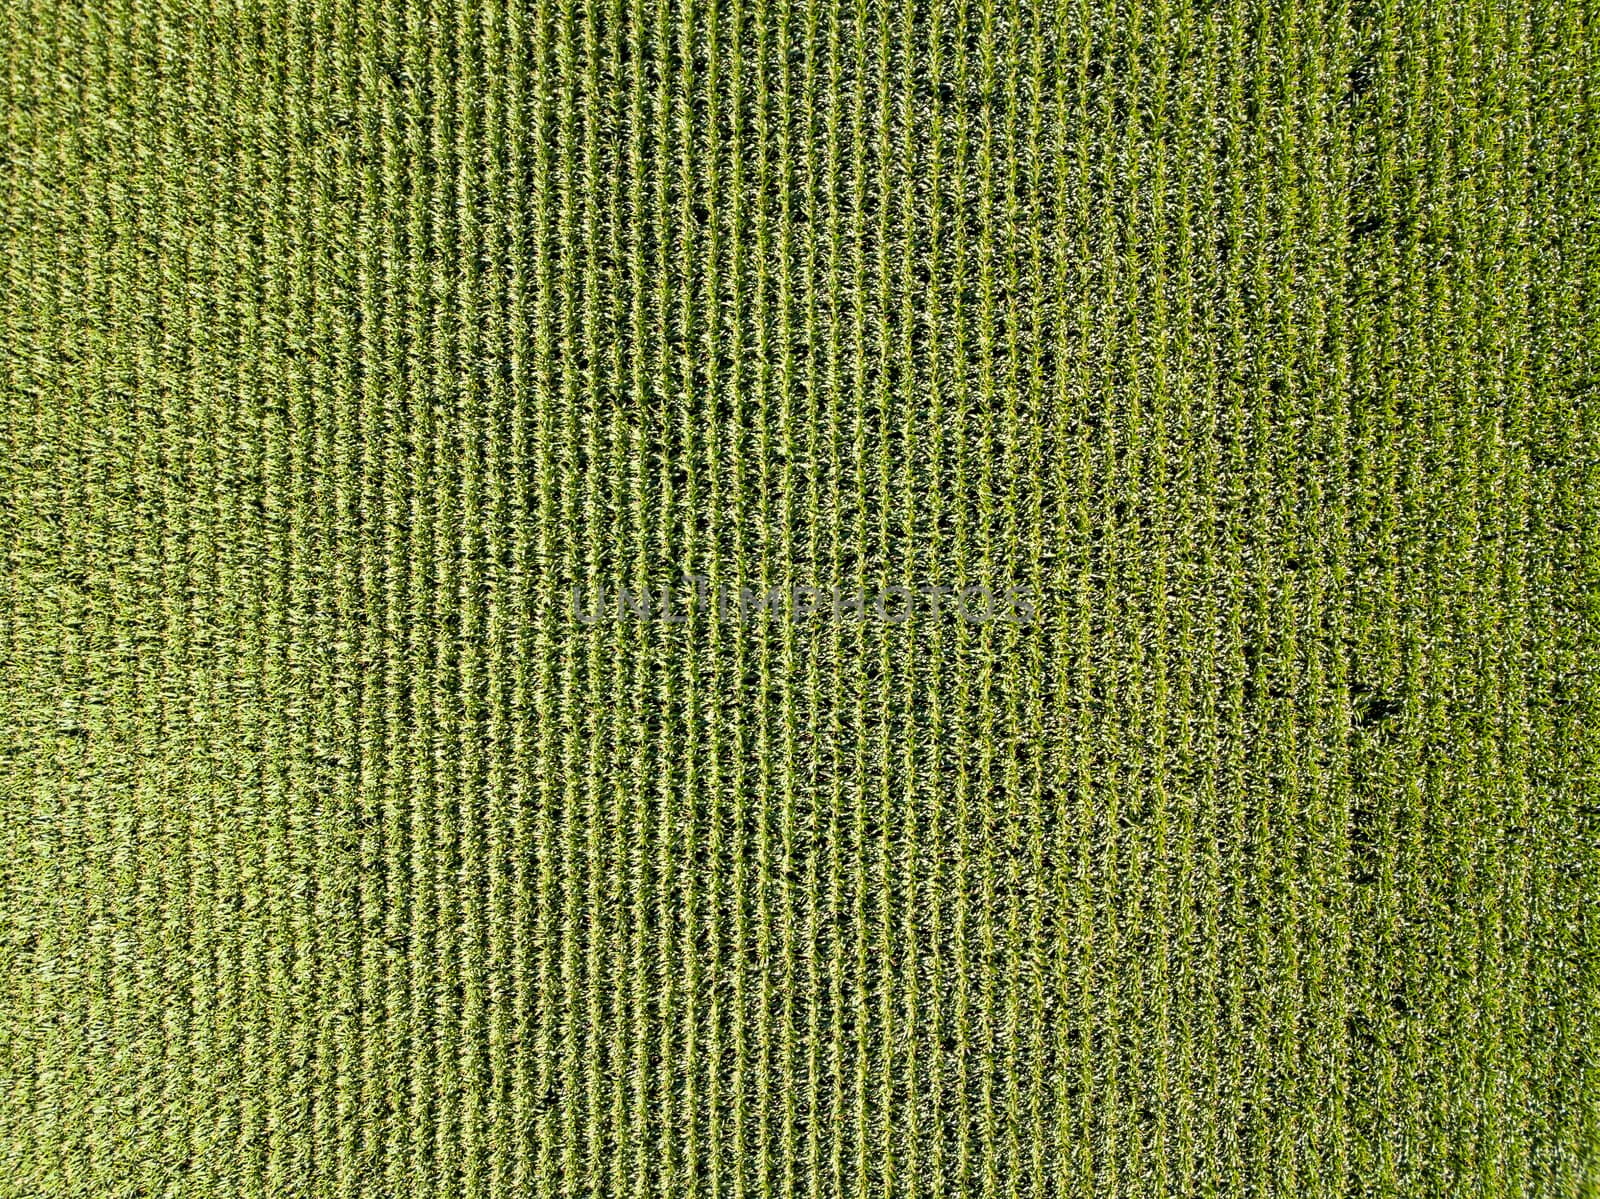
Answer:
[[1, 0, 1597, 1193]]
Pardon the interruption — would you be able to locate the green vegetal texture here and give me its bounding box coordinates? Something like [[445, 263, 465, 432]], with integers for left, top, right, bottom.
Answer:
[[1, 0, 1597, 1193]]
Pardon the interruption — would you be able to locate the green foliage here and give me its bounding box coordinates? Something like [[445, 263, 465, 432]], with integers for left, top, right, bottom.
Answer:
[[1, 0, 1596, 1193]]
